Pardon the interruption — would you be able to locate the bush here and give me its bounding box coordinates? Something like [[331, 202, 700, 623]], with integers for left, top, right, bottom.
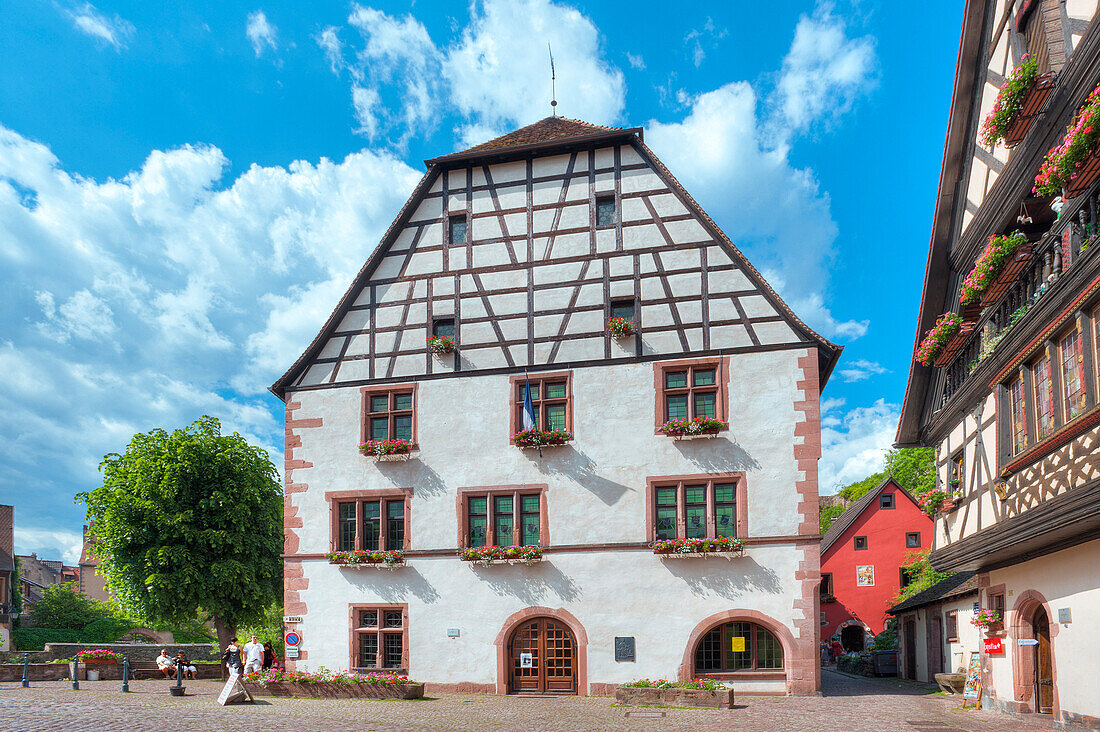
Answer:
[[13, 627, 83, 651], [81, 617, 135, 644], [870, 619, 897, 651]]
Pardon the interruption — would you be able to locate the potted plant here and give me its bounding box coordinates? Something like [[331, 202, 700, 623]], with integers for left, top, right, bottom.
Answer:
[[616, 677, 733, 709], [327, 549, 405, 568], [821, 593, 837, 604], [1035, 84, 1100, 198], [980, 54, 1043, 149], [606, 317, 635, 338], [918, 488, 950, 517], [971, 609, 1003, 634], [510, 429, 571, 448], [359, 438, 413, 457], [659, 416, 728, 437], [457, 544, 544, 566], [75, 649, 120, 664], [426, 335, 455, 354], [915, 312, 963, 367], [959, 232, 1028, 306], [652, 536, 745, 557]]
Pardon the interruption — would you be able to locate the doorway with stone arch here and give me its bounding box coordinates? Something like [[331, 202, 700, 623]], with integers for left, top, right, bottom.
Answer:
[[494, 607, 588, 695], [1010, 590, 1059, 717]]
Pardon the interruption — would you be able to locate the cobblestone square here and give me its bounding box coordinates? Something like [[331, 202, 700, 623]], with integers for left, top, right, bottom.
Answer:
[[0, 670, 1055, 731]]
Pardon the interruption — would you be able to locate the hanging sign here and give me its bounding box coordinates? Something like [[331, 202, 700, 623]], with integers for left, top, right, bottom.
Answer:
[[982, 638, 1003, 654], [520, 653, 533, 668], [729, 636, 746, 653], [284, 631, 302, 647]]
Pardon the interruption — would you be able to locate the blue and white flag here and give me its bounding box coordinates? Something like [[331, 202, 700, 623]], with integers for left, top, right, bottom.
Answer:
[[522, 373, 537, 431]]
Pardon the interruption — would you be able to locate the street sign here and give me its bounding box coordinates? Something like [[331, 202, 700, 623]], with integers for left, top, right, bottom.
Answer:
[[982, 638, 1003, 654], [285, 648, 299, 658], [284, 631, 302, 647], [1017, 638, 1039, 646], [283, 616, 303, 624]]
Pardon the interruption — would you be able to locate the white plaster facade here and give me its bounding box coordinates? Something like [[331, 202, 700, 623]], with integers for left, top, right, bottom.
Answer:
[[276, 119, 835, 696]]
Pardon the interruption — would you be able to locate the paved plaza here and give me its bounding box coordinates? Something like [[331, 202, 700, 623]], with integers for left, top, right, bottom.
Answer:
[[0, 670, 1054, 731]]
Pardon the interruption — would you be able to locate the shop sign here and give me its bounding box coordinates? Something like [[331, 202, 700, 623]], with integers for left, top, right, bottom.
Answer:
[[982, 638, 1003, 654], [1017, 638, 1039, 646]]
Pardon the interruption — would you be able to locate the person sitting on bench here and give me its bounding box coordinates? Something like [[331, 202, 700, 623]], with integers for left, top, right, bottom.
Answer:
[[155, 650, 176, 679], [175, 652, 197, 680]]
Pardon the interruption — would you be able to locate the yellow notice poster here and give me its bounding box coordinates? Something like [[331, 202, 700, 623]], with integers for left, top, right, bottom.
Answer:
[[730, 636, 746, 653]]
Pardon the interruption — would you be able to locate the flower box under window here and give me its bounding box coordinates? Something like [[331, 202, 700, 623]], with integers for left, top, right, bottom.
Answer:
[[933, 321, 977, 368], [1002, 72, 1055, 148], [458, 544, 544, 566], [1035, 85, 1100, 198], [821, 594, 837, 604], [659, 417, 728, 438], [979, 244, 1034, 309], [359, 438, 415, 460], [510, 429, 571, 448], [426, 335, 455, 354], [606, 317, 635, 338], [916, 312, 966, 368], [328, 550, 406, 570], [652, 537, 745, 559]]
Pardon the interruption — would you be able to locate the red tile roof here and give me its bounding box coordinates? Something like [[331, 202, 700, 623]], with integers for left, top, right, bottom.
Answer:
[[425, 116, 638, 166]]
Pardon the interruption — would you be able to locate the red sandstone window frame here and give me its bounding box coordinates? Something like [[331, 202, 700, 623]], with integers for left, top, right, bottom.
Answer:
[[456, 485, 549, 549], [325, 489, 412, 552], [360, 383, 418, 448], [644, 472, 747, 542], [652, 357, 730, 433], [349, 603, 409, 672], [508, 371, 573, 436]]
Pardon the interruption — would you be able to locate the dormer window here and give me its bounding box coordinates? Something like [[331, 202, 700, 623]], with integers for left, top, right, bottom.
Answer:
[[449, 215, 468, 245], [595, 196, 616, 227]]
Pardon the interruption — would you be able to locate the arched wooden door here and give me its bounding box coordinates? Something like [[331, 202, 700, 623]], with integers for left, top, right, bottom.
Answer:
[[508, 617, 577, 694], [1034, 607, 1054, 714]]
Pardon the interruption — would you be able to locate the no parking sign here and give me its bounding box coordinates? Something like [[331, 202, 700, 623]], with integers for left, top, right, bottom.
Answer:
[[285, 630, 301, 647]]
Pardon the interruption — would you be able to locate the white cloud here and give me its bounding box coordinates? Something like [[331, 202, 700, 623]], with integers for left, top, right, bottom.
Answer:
[[15, 527, 85, 565], [838, 358, 888, 383], [246, 10, 278, 58], [626, 52, 645, 70], [0, 124, 422, 559], [773, 2, 877, 132], [684, 18, 727, 68], [320, 1, 625, 146], [351, 86, 382, 140], [819, 398, 898, 493], [66, 3, 135, 50]]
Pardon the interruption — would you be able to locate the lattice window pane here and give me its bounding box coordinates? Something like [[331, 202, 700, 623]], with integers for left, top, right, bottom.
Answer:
[[383, 633, 403, 668], [358, 610, 378, 628], [363, 501, 380, 550], [610, 300, 634, 322], [596, 198, 616, 227], [393, 415, 412, 441], [393, 393, 413, 410], [694, 627, 722, 671], [370, 416, 388, 440], [655, 507, 677, 540], [433, 318, 455, 338], [756, 626, 783, 669], [358, 633, 378, 668], [370, 395, 389, 413], [386, 501, 404, 550], [545, 382, 567, 399], [727, 622, 752, 670], [383, 611, 402, 628], [338, 503, 356, 551], [469, 496, 487, 547], [693, 368, 716, 387], [449, 217, 467, 245], [666, 395, 688, 421], [685, 507, 706, 538], [1061, 330, 1085, 419], [545, 403, 566, 431], [715, 506, 736, 537], [494, 496, 513, 546], [665, 371, 687, 389], [520, 495, 540, 546], [694, 392, 716, 419]]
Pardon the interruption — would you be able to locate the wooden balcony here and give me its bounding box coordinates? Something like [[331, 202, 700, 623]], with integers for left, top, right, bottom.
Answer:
[[933, 320, 977, 368]]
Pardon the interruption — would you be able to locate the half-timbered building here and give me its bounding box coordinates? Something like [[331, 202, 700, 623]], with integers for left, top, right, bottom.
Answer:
[[272, 116, 840, 696], [897, 1, 1100, 725]]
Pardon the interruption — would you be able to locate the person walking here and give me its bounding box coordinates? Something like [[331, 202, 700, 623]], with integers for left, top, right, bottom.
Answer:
[[262, 642, 275, 670], [221, 637, 243, 677], [243, 634, 265, 675]]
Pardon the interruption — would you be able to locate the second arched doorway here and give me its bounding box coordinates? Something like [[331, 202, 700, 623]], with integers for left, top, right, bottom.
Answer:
[[507, 616, 577, 694]]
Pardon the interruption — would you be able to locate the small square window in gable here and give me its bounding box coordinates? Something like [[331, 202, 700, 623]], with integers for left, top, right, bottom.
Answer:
[[432, 318, 455, 338], [595, 196, 616, 228], [853, 536, 867, 551], [449, 215, 468, 245], [610, 299, 635, 323], [879, 493, 894, 509]]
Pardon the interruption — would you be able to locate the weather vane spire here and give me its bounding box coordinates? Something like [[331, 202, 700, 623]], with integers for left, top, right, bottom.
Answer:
[[548, 42, 557, 117]]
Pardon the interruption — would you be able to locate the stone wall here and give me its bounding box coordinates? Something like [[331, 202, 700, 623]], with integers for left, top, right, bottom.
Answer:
[[42, 642, 218, 663], [0, 663, 69, 681]]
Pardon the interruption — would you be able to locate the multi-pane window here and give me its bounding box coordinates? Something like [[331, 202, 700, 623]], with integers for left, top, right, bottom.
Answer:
[[1033, 353, 1055, 440], [335, 497, 408, 552], [353, 607, 405, 670], [949, 452, 963, 493], [465, 489, 543, 548], [854, 536, 868, 550], [879, 493, 894, 509], [449, 215, 468, 245], [1009, 376, 1028, 455], [595, 195, 616, 227], [905, 532, 921, 549], [515, 375, 570, 432], [609, 299, 636, 324], [990, 592, 1006, 626], [663, 366, 718, 422], [363, 388, 415, 443], [650, 478, 739, 541], [694, 622, 783, 673], [432, 318, 455, 338], [1060, 330, 1086, 420]]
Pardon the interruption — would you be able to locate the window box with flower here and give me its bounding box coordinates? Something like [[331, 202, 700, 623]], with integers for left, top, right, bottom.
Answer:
[[958, 232, 1031, 309], [916, 312, 975, 368], [652, 536, 745, 559], [426, 335, 455, 354], [606, 317, 635, 338], [971, 609, 1003, 635], [917, 488, 955, 517], [327, 550, 406, 570], [821, 593, 837, 604], [659, 416, 729, 439], [1035, 84, 1100, 199], [510, 429, 571, 448], [981, 54, 1053, 149], [359, 438, 415, 461], [458, 544, 544, 566]]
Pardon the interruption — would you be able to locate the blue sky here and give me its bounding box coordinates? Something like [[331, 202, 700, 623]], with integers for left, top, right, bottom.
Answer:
[[0, 0, 961, 562]]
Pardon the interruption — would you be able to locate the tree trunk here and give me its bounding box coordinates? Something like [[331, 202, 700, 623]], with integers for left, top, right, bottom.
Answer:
[[214, 615, 237, 652]]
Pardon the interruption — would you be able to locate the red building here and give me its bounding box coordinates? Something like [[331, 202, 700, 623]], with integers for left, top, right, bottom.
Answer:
[[819, 478, 931, 651]]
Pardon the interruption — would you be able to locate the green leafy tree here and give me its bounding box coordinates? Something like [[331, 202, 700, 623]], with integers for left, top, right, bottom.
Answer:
[[820, 448, 936, 533], [77, 416, 283, 650], [30, 582, 113, 629], [11, 556, 22, 614], [238, 602, 285, 656]]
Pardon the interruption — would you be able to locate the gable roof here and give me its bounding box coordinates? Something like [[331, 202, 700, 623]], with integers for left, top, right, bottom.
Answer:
[[424, 117, 640, 167], [888, 571, 978, 615], [820, 477, 922, 553], [271, 118, 842, 399]]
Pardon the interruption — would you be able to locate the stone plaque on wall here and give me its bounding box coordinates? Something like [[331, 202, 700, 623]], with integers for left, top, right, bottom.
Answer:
[[615, 637, 635, 662]]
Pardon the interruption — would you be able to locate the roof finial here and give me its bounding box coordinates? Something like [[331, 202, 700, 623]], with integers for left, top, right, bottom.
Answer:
[[548, 42, 557, 117]]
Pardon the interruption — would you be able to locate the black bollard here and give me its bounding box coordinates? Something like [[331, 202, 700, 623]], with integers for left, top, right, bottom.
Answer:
[[168, 658, 186, 696], [21, 653, 28, 688], [71, 658, 79, 690], [121, 656, 130, 693]]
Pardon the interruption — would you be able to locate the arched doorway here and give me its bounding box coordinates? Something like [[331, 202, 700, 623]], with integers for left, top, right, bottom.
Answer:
[[1033, 606, 1053, 715], [841, 625, 864, 652], [507, 617, 577, 694]]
